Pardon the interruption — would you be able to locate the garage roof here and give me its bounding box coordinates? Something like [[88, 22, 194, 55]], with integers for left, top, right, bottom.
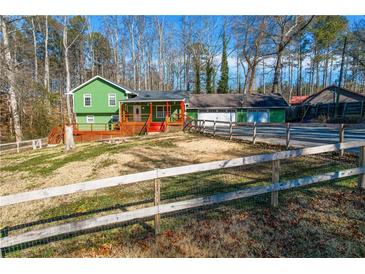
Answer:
[[187, 93, 289, 109], [302, 86, 365, 105]]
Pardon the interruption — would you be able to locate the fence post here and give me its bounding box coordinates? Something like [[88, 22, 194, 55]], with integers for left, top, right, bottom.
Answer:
[[229, 121, 233, 140], [271, 160, 280, 207], [359, 146, 365, 190], [252, 122, 257, 144], [32, 140, 36, 150], [339, 124, 345, 156], [286, 123, 291, 149], [39, 139, 42, 148], [16, 142, 19, 153], [154, 170, 161, 235], [213, 120, 216, 136]]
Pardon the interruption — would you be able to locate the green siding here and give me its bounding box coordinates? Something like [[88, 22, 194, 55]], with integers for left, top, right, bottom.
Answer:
[[269, 109, 286, 123], [126, 102, 182, 122], [76, 113, 118, 130], [73, 78, 127, 114], [236, 109, 247, 122]]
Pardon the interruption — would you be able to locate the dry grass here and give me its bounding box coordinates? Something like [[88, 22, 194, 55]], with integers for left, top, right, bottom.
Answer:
[[1, 132, 364, 258]]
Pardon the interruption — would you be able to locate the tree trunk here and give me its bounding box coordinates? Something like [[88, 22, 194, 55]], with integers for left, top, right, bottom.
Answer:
[[296, 43, 303, 96], [272, 44, 284, 93], [247, 62, 258, 93], [44, 15, 50, 91], [63, 16, 73, 124], [31, 17, 38, 82], [1, 16, 23, 142], [262, 59, 266, 94]]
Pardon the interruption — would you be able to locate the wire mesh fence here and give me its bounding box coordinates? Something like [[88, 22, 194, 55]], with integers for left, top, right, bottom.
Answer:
[[1, 142, 364, 257]]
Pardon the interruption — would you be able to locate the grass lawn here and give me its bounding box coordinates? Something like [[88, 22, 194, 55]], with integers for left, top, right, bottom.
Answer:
[[0, 132, 364, 257]]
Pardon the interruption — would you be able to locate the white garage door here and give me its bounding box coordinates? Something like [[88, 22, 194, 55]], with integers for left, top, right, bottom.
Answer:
[[198, 111, 235, 126], [247, 110, 269, 123]]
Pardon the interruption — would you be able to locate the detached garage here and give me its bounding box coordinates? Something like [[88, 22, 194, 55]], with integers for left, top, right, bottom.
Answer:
[[187, 93, 289, 124]]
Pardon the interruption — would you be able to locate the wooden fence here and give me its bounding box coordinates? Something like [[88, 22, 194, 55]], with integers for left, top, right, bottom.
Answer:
[[0, 138, 48, 154], [185, 119, 364, 154], [1, 141, 364, 253]]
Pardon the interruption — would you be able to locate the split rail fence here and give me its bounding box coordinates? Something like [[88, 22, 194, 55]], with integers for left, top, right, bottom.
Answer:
[[185, 120, 365, 154], [0, 138, 48, 155], [1, 140, 364, 256]]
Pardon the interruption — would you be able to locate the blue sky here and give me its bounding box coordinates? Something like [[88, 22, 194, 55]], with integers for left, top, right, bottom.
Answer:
[[89, 15, 363, 32]]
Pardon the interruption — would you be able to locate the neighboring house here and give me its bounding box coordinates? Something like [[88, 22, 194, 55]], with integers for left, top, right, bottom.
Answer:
[[69, 75, 134, 130], [299, 86, 365, 121], [289, 96, 309, 106], [186, 93, 289, 124]]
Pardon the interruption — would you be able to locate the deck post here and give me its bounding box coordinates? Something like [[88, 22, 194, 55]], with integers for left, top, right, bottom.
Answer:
[[252, 122, 257, 144], [339, 124, 345, 156], [286, 123, 291, 149], [202, 120, 206, 134], [213, 120, 216, 136], [229, 121, 233, 140], [271, 160, 280, 207], [359, 146, 365, 190], [154, 170, 161, 235]]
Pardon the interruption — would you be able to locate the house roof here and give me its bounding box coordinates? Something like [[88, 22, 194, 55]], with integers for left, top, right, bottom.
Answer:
[[187, 93, 289, 109], [121, 90, 189, 102], [303, 86, 365, 105], [290, 96, 309, 105], [67, 75, 134, 95]]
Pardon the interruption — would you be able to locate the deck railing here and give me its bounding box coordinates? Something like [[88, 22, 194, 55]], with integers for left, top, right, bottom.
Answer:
[[1, 140, 364, 254], [73, 122, 120, 132]]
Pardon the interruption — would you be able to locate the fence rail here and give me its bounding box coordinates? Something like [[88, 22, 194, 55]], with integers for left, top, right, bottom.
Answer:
[[186, 119, 365, 151], [1, 140, 364, 252], [0, 138, 48, 154]]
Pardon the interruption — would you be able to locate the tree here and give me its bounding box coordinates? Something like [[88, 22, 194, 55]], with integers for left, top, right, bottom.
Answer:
[[62, 16, 86, 124], [270, 16, 315, 93], [232, 16, 269, 93], [217, 25, 229, 93], [1, 16, 23, 142]]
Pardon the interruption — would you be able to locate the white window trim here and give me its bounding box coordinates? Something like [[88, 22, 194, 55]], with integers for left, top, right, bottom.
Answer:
[[156, 105, 166, 119], [84, 94, 92, 107], [108, 93, 117, 107], [86, 115, 94, 123]]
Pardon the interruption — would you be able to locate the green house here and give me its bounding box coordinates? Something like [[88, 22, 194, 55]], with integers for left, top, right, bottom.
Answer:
[[69, 75, 134, 130]]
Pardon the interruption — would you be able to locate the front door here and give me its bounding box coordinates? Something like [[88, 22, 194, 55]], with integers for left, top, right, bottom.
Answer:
[[133, 105, 142, 122]]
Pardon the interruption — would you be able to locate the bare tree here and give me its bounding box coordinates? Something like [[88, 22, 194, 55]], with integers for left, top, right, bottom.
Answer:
[[62, 16, 86, 124], [270, 16, 315, 93], [154, 17, 165, 90], [1, 16, 23, 142], [44, 15, 50, 91], [31, 17, 38, 82]]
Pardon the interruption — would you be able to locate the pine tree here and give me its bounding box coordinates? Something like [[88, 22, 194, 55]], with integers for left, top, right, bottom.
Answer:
[[217, 27, 229, 93]]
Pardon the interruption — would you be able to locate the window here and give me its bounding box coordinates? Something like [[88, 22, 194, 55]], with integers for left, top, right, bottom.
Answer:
[[84, 94, 92, 107], [156, 106, 165, 118], [156, 105, 172, 119], [108, 93, 116, 107], [111, 114, 119, 122], [86, 115, 94, 123]]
